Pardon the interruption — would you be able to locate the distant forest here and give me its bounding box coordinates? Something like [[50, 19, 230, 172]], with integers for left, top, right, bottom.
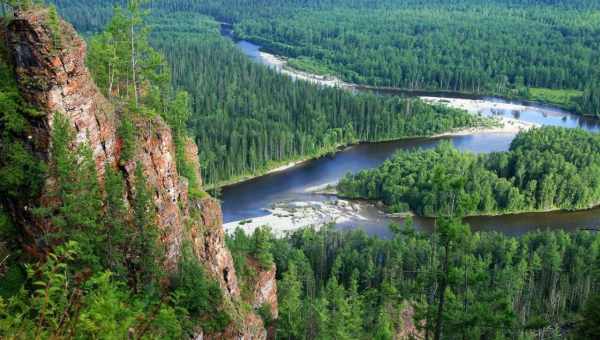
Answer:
[[53, 0, 487, 186], [339, 127, 600, 216]]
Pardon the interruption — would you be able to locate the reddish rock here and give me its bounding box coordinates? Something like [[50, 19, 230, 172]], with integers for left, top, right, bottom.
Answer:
[[184, 136, 203, 188], [6, 9, 117, 180], [396, 304, 423, 340], [122, 117, 185, 273], [190, 197, 241, 297], [247, 259, 278, 319], [204, 311, 267, 340], [3, 8, 275, 339]]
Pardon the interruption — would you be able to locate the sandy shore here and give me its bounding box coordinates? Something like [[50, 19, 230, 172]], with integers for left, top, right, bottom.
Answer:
[[223, 199, 370, 236], [264, 159, 310, 175], [303, 181, 339, 194], [422, 97, 539, 136], [259, 51, 352, 88]]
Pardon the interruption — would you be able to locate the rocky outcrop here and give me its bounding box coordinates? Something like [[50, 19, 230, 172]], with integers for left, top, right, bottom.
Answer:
[[396, 304, 423, 340], [2, 8, 276, 339], [248, 260, 278, 319], [190, 197, 241, 297], [2, 8, 119, 257], [6, 9, 117, 179], [184, 136, 203, 188], [122, 117, 186, 272]]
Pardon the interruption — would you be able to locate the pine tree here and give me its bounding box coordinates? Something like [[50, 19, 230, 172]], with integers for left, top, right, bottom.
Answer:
[[278, 262, 303, 339], [373, 309, 394, 340], [253, 226, 274, 269], [130, 162, 162, 293], [103, 165, 130, 277], [48, 113, 105, 270]]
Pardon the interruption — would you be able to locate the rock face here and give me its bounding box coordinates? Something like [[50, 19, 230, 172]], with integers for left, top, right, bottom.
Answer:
[[184, 136, 203, 188], [397, 304, 423, 340], [2, 8, 276, 339], [249, 260, 278, 319], [7, 9, 117, 178], [122, 117, 185, 272], [190, 197, 241, 297]]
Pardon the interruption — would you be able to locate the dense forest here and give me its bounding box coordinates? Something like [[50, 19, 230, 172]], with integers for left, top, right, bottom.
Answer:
[[154, 28, 484, 186], [0, 2, 223, 337], [229, 224, 600, 339], [50, 1, 487, 187], [63, 0, 598, 116], [208, 0, 600, 115], [1, 1, 600, 339], [339, 127, 600, 216]]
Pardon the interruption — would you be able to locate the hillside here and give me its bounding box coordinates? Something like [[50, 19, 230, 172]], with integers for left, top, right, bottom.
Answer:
[[0, 5, 275, 338]]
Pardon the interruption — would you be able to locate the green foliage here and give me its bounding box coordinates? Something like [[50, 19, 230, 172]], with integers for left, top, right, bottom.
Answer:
[[103, 165, 130, 278], [287, 56, 333, 76], [0, 241, 187, 339], [253, 226, 274, 269], [87, 2, 203, 197], [87, 1, 170, 109], [157, 30, 484, 186], [373, 309, 394, 340], [168, 91, 203, 198], [0, 3, 236, 337], [117, 113, 136, 164], [228, 224, 600, 339], [581, 83, 600, 116], [46, 112, 106, 270], [0, 209, 24, 298], [172, 242, 230, 334], [574, 294, 600, 339], [0, 0, 42, 13], [46, 5, 61, 49], [130, 162, 163, 293], [257, 302, 274, 329], [55, 2, 488, 187], [213, 0, 599, 100], [277, 262, 303, 339], [0, 42, 45, 201], [527, 87, 583, 110], [339, 127, 600, 216]]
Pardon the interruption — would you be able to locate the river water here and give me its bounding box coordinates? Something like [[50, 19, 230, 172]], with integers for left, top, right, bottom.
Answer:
[[219, 29, 600, 237]]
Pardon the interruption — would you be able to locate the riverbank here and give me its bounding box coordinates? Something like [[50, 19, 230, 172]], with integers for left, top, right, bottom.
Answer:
[[207, 117, 499, 191], [252, 41, 591, 118], [208, 113, 523, 191], [424, 97, 538, 134], [220, 30, 600, 236], [259, 51, 353, 89], [223, 199, 375, 236]]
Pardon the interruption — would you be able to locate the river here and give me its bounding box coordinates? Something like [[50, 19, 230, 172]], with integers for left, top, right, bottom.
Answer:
[[219, 27, 600, 237]]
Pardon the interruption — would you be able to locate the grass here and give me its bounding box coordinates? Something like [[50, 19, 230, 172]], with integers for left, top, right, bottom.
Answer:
[[526, 88, 583, 109], [287, 57, 334, 76]]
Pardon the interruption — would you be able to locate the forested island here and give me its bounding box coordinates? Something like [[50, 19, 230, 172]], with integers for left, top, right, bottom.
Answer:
[[339, 127, 600, 216]]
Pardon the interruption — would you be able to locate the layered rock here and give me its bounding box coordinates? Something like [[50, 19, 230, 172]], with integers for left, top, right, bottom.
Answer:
[[190, 197, 241, 297], [2, 8, 276, 339], [6, 9, 117, 179], [122, 117, 185, 272]]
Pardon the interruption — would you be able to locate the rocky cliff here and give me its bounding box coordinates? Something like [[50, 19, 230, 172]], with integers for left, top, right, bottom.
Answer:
[[2, 8, 276, 339]]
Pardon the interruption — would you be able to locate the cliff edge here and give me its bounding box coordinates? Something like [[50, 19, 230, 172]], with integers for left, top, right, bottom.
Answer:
[[1, 8, 276, 339]]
